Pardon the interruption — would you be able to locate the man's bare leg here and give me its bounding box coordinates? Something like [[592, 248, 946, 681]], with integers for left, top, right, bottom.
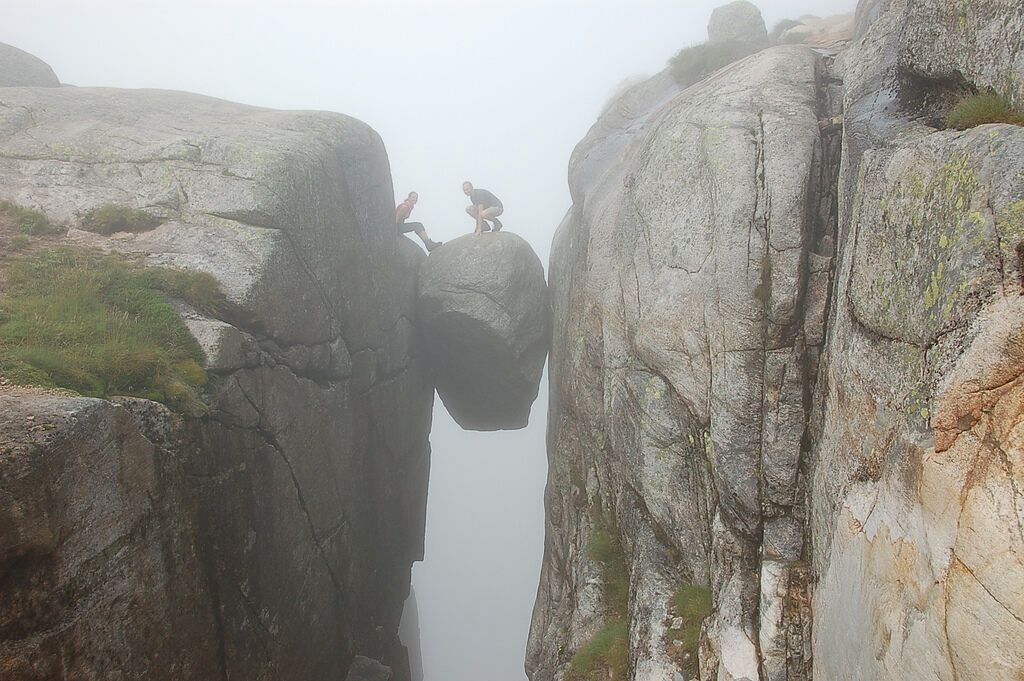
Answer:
[[468, 204, 487, 235]]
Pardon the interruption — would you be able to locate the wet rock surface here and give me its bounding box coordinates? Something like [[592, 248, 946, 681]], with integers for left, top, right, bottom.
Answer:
[[417, 232, 550, 431], [0, 83, 432, 681]]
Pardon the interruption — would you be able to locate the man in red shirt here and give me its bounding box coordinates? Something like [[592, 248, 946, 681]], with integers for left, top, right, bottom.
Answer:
[[396, 191, 442, 252]]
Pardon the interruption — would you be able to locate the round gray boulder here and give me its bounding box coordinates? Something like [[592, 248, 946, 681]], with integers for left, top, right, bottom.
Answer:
[[0, 43, 59, 87], [417, 232, 550, 431], [707, 1, 768, 47]]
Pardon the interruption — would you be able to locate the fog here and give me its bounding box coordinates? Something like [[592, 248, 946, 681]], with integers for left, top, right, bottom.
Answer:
[[3, 1, 853, 678]]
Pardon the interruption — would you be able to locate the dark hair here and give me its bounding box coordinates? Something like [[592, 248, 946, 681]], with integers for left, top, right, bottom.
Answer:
[[407, 191, 418, 199], [462, 181, 473, 188]]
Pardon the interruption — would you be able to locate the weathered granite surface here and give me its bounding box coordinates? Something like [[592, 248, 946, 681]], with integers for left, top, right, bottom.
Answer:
[[812, 1, 1024, 679], [529, 0, 1024, 679], [528, 42, 839, 681]]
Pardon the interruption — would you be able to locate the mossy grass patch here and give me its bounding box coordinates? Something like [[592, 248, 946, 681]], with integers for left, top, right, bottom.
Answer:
[[0, 200, 63, 236], [665, 584, 713, 676], [589, 512, 629, 615], [946, 92, 1024, 130], [80, 204, 165, 235], [566, 509, 630, 681], [565, 619, 628, 681], [0, 248, 224, 411]]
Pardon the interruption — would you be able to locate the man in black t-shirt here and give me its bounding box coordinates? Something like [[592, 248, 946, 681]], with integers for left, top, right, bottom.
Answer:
[[463, 181, 504, 235]]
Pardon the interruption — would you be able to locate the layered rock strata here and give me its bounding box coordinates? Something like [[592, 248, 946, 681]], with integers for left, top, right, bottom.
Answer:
[[0, 84, 433, 681], [417, 232, 550, 431]]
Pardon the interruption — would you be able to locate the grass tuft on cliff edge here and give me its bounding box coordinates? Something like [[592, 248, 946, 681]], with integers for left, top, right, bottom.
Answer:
[[0, 200, 64, 236], [566, 510, 630, 681], [668, 41, 757, 87], [946, 92, 1024, 130], [0, 248, 224, 411]]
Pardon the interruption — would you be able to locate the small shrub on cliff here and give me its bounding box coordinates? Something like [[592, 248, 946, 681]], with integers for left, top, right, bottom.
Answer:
[[0, 200, 62, 236], [668, 40, 758, 87], [946, 92, 1024, 130], [566, 619, 628, 681], [80, 204, 165, 235], [0, 248, 224, 410]]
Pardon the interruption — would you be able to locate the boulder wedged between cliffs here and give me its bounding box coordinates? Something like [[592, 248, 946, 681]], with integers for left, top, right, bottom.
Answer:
[[416, 232, 551, 431]]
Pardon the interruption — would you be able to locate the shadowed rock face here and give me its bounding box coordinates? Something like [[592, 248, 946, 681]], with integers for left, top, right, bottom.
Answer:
[[417, 232, 550, 431], [0, 43, 59, 87], [0, 81, 432, 681]]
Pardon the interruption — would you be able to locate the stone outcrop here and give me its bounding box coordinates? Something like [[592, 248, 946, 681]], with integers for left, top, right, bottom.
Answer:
[[707, 1, 768, 48], [0, 82, 432, 680], [529, 1, 1024, 680], [0, 42, 59, 87], [417, 232, 550, 431]]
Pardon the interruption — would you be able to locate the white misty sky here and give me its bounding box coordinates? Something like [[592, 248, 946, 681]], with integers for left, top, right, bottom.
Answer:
[[3, 1, 854, 679]]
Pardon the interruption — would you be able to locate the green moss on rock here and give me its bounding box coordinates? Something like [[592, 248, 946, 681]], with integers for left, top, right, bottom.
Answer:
[[566, 509, 630, 681], [80, 204, 165, 235]]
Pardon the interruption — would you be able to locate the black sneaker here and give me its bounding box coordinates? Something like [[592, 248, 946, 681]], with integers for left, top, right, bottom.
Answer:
[[490, 218, 503, 232], [426, 239, 442, 252]]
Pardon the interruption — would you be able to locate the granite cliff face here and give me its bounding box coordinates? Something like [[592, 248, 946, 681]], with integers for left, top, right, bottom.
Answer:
[[0, 83, 433, 680], [812, 1, 1024, 678], [529, 1, 1024, 680]]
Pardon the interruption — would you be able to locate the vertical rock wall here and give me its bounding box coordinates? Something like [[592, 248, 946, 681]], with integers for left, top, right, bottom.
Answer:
[[810, 1, 1024, 679], [528, 44, 841, 681]]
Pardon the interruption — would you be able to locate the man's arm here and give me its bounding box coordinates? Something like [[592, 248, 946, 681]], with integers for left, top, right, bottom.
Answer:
[[476, 204, 484, 233]]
